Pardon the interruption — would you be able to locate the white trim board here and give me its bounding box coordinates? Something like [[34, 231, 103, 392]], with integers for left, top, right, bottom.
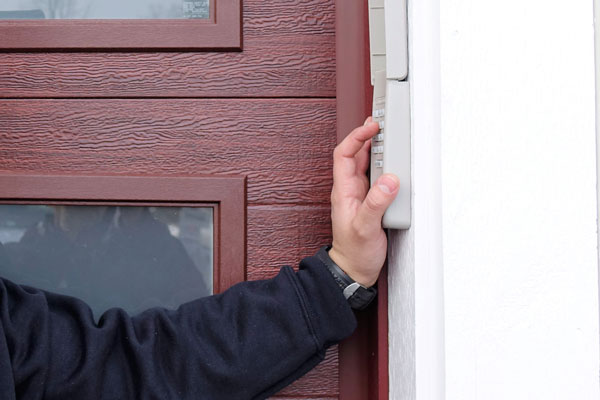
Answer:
[[594, 0, 600, 387], [595, 0, 600, 350], [387, 0, 445, 398]]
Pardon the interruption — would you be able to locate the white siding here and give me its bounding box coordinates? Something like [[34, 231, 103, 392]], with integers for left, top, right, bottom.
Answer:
[[389, 0, 600, 398]]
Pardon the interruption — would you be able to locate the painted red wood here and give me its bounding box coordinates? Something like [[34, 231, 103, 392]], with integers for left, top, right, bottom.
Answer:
[[376, 265, 389, 400], [335, 0, 371, 144], [246, 205, 331, 280], [276, 347, 338, 397], [0, 0, 335, 98], [0, 0, 241, 50], [0, 99, 336, 205]]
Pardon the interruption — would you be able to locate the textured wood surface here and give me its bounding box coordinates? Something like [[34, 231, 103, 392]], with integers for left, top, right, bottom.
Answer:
[[276, 346, 338, 397], [0, 99, 336, 205], [0, 0, 335, 98], [247, 205, 331, 280]]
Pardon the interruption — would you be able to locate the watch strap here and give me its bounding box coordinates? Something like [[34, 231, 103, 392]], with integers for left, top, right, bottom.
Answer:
[[316, 246, 377, 310]]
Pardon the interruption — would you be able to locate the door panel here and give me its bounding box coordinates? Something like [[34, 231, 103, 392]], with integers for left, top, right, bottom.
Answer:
[[247, 206, 331, 280], [0, 0, 347, 398], [0, 0, 335, 98], [0, 99, 336, 204]]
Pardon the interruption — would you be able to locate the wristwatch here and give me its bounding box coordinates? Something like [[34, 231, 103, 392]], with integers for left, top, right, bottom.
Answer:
[[316, 246, 377, 310]]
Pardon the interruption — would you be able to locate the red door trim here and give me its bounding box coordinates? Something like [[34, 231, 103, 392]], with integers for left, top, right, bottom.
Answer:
[[336, 0, 388, 399], [0, 173, 247, 294], [335, 0, 371, 144], [0, 0, 242, 51], [376, 265, 390, 400]]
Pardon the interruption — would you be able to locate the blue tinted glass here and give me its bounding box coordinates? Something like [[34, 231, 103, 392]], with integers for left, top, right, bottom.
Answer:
[[0, 0, 210, 19], [0, 205, 213, 319]]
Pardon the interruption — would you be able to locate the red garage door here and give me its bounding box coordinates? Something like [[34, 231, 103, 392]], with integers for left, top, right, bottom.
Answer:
[[0, 0, 384, 398]]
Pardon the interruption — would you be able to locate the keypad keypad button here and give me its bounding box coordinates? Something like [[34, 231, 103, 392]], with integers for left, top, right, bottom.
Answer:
[[372, 146, 384, 154]]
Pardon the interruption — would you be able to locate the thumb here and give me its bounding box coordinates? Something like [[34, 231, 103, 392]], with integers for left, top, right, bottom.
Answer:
[[355, 174, 400, 229]]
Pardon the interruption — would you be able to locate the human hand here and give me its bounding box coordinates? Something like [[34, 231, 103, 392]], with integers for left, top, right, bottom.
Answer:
[[328, 119, 400, 287]]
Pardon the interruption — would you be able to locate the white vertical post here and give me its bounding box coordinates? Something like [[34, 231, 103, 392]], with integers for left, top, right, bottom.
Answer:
[[388, 0, 445, 398], [594, 0, 600, 383], [595, 0, 600, 332]]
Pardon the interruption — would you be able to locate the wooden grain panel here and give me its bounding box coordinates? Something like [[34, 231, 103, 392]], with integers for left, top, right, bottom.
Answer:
[[0, 0, 335, 98], [276, 346, 338, 397], [0, 99, 336, 205], [247, 205, 331, 281], [243, 0, 334, 38]]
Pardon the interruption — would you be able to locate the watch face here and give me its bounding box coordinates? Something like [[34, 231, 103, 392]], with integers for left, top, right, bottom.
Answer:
[[342, 282, 362, 300]]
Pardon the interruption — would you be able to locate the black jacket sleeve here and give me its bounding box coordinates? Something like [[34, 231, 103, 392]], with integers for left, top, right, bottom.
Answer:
[[0, 254, 357, 400]]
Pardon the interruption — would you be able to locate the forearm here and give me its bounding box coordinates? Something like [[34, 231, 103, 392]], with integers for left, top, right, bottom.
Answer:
[[0, 254, 356, 400]]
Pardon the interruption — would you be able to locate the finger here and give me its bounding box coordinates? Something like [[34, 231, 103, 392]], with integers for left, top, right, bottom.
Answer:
[[356, 139, 371, 175], [364, 116, 373, 125], [333, 122, 380, 182], [354, 174, 400, 230], [335, 122, 379, 159]]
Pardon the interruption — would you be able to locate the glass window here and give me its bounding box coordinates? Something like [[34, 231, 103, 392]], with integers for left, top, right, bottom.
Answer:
[[0, 204, 213, 319], [0, 0, 210, 19]]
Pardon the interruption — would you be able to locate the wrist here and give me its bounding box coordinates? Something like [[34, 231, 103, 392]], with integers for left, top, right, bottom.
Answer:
[[316, 246, 377, 310], [327, 246, 377, 288]]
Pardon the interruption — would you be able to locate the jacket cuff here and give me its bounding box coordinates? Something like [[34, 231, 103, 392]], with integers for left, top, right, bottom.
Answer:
[[293, 253, 357, 347]]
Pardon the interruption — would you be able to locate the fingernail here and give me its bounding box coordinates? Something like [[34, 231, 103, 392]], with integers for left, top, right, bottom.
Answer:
[[364, 118, 370, 126], [377, 175, 399, 194]]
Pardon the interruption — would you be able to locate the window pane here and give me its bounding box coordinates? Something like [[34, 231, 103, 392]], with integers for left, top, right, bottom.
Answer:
[[0, 205, 213, 319], [0, 0, 210, 19]]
